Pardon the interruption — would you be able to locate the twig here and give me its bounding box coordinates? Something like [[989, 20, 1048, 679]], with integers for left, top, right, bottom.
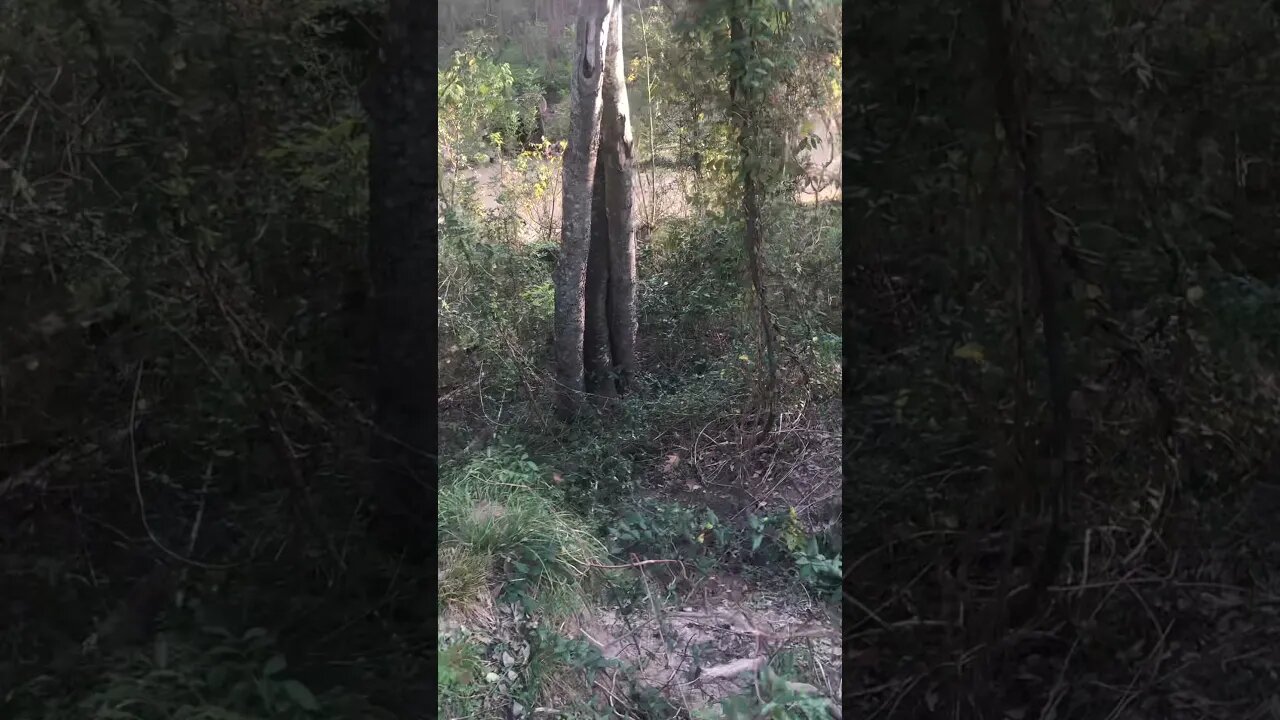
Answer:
[[185, 466, 211, 556], [586, 558, 688, 571], [637, 557, 693, 711], [128, 57, 183, 103], [129, 361, 239, 570], [262, 406, 347, 575]]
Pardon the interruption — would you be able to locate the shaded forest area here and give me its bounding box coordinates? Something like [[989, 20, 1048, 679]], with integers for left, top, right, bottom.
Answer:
[[0, 0, 426, 718], [851, 1, 1280, 718]]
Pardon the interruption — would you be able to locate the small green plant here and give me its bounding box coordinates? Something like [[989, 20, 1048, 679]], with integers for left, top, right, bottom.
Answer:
[[608, 501, 727, 560], [14, 625, 353, 719], [438, 49, 520, 158], [744, 510, 841, 603], [708, 667, 835, 720], [439, 635, 486, 718], [742, 508, 805, 561], [792, 537, 842, 605], [531, 626, 619, 688]]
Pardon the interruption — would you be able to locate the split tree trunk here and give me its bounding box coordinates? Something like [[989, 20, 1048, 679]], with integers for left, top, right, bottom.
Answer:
[[553, 0, 637, 419], [361, 0, 434, 559], [553, 0, 612, 419]]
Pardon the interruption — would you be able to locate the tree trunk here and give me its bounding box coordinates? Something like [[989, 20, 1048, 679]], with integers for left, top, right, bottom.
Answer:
[[553, 0, 615, 419], [601, 4, 637, 395], [729, 2, 778, 441], [584, 152, 616, 397], [553, 0, 637, 418], [361, 0, 434, 559], [992, 0, 1073, 615]]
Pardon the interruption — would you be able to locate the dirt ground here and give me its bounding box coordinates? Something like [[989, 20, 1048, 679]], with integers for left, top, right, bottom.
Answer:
[[578, 399, 844, 713]]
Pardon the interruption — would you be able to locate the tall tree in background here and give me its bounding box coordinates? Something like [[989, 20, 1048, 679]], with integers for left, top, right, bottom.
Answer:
[[546, 0, 574, 65], [553, 0, 638, 419], [362, 1, 434, 557], [727, 0, 781, 443], [980, 0, 1075, 650]]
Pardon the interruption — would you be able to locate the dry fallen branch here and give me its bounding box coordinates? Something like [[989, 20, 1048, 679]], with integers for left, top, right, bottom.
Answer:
[[698, 655, 767, 679], [129, 361, 241, 571], [585, 557, 689, 570]]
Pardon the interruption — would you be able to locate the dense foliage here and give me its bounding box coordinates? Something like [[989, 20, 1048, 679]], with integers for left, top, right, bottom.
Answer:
[[851, 1, 1280, 717], [0, 0, 418, 716]]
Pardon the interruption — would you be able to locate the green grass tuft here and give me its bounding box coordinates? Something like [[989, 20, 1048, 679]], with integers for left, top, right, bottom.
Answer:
[[439, 447, 607, 618]]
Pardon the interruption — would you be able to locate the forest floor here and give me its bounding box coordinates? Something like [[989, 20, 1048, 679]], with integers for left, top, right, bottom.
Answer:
[[586, 399, 844, 714], [438, 379, 845, 717], [844, 457, 1280, 720], [849, 267, 1280, 718], [435, 94, 844, 718]]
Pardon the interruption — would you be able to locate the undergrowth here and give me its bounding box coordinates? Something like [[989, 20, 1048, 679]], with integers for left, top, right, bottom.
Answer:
[[435, 59, 842, 707], [436, 172, 842, 716]]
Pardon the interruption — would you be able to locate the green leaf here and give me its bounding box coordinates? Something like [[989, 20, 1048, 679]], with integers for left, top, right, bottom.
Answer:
[[281, 679, 319, 711], [264, 654, 287, 676], [953, 342, 985, 363]]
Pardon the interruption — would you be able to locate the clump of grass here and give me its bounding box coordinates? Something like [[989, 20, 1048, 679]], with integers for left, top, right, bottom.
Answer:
[[439, 446, 607, 618], [438, 544, 491, 613]]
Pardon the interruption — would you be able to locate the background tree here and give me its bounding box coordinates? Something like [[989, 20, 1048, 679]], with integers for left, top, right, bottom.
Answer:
[[678, 0, 839, 448], [726, 0, 782, 443], [362, 1, 434, 557], [972, 0, 1075, 703], [850, 0, 1280, 716]]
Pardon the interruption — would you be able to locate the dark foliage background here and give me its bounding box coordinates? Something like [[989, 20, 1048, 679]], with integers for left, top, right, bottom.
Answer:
[[850, 1, 1280, 717], [0, 1, 430, 717]]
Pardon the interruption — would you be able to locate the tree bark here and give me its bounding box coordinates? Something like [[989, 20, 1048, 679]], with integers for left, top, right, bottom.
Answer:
[[553, 0, 614, 420], [584, 151, 616, 397], [553, 0, 637, 416], [361, 0, 434, 559], [601, 4, 637, 395], [983, 0, 1074, 642], [729, 2, 779, 441]]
